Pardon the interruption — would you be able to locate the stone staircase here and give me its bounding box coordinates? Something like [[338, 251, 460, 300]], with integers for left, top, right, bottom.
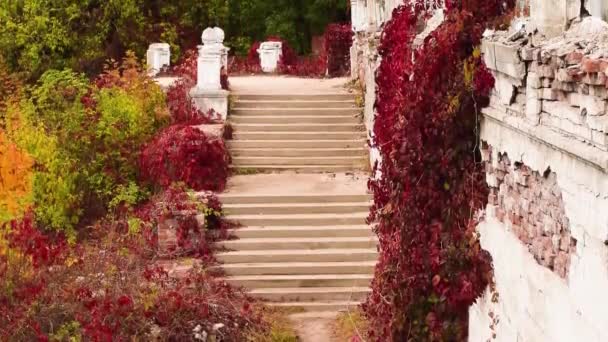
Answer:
[[213, 90, 377, 314], [216, 192, 377, 312], [228, 94, 368, 172]]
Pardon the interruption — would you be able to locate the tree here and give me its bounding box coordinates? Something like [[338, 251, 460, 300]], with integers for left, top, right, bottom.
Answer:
[[0, 0, 349, 78]]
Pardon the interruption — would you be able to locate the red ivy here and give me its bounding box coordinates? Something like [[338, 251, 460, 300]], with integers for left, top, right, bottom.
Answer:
[[139, 125, 229, 192], [365, 1, 513, 340], [323, 23, 353, 77]]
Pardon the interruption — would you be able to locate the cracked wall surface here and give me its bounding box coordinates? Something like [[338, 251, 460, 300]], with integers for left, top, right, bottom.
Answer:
[[470, 7, 608, 342]]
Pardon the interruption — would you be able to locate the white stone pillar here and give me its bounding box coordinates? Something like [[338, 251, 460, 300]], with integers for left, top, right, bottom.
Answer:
[[146, 43, 171, 77], [587, 0, 608, 21], [190, 27, 230, 120], [257, 41, 283, 73], [530, 0, 582, 37]]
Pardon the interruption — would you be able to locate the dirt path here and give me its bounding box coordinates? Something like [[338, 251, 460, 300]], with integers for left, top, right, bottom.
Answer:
[[290, 313, 340, 342]]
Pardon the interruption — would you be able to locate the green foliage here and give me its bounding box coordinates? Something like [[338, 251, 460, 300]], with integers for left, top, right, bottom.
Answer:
[[6, 70, 91, 234], [0, 0, 147, 80], [5, 57, 168, 234], [0, 0, 348, 78]]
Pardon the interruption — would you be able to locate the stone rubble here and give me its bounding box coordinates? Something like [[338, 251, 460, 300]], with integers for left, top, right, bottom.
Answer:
[[482, 16, 608, 151]]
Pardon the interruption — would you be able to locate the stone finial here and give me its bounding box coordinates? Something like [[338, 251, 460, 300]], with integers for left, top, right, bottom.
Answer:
[[213, 27, 225, 44], [202, 27, 225, 45], [202, 27, 217, 45]]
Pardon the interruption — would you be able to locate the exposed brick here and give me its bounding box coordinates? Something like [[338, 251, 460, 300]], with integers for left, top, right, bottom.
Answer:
[[565, 51, 584, 65], [581, 57, 601, 73], [485, 151, 574, 279]]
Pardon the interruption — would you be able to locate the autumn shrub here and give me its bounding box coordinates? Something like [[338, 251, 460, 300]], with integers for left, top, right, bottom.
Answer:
[[140, 125, 229, 193], [0, 207, 263, 341], [323, 23, 352, 77], [4, 54, 169, 234], [0, 57, 21, 128], [278, 55, 327, 77], [365, 1, 514, 340], [0, 133, 33, 223]]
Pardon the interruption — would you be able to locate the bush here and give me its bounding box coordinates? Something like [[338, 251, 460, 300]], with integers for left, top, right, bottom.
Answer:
[[324, 23, 352, 77], [140, 125, 230, 192], [0, 207, 262, 341], [0, 57, 21, 127], [0, 133, 33, 223], [4, 54, 169, 234], [365, 1, 514, 340]]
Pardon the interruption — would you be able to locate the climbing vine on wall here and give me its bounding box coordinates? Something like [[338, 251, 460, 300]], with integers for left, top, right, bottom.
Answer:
[[365, 0, 514, 340]]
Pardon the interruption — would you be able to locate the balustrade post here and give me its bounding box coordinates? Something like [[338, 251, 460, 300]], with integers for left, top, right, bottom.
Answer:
[[190, 27, 230, 120], [146, 43, 171, 77]]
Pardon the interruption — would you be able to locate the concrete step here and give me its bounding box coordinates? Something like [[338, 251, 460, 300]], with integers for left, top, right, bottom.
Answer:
[[223, 202, 371, 215], [227, 139, 367, 149], [225, 212, 368, 226], [233, 94, 354, 101], [216, 248, 378, 263], [217, 236, 378, 250], [231, 108, 361, 116], [230, 164, 367, 172], [230, 148, 367, 158], [224, 274, 373, 288], [219, 194, 372, 205], [289, 311, 339, 319], [218, 261, 376, 276], [229, 115, 360, 124], [248, 287, 370, 302], [228, 226, 373, 238], [269, 301, 360, 312], [233, 123, 364, 133], [235, 100, 357, 109], [232, 156, 367, 167], [233, 131, 366, 140]]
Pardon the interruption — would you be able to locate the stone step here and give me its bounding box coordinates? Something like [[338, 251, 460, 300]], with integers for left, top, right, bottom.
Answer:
[[228, 226, 373, 238], [269, 301, 361, 312], [235, 100, 357, 109], [216, 248, 378, 263], [233, 131, 366, 140], [234, 94, 354, 101], [225, 212, 368, 226], [232, 156, 367, 167], [223, 202, 371, 215], [229, 115, 360, 124], [224, 274, 373, 288], [217, 236, 378, 250], [289, 312, 339, 319], [219, 194, 372, 205], [233, 123, 364, 133], [217, 261, 376, 276], [230, 164, 368, 172], [230, 148, 367, 158], [248, 287, 370, 302], [231, 108, 361, 116], [227, 139, 367, 149]]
